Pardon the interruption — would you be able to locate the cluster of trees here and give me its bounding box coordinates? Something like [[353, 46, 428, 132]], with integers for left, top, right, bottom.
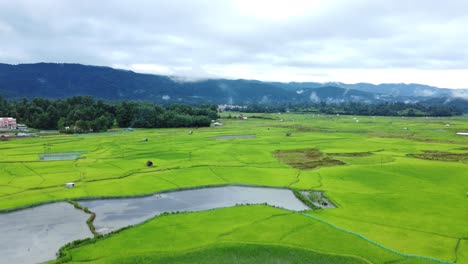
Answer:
[[0, 96, 114, 132], [0, 94, 461, 133], [226, 102, 462, 117], [116, 102, 218, 128], [0, 96, 218, 132], [335, 103, 459, 116]]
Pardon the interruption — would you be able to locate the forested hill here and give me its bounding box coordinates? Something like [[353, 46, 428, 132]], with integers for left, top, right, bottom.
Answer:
[[0, 63, 467, 109], [0, 63, 290, 104]]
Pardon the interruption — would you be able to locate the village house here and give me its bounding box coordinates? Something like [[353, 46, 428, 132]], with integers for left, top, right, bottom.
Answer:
[[217, 104, 246, 112], [0, 117, 17, 130], [237, 114, 248, 120], [17, 124, 28, 131]]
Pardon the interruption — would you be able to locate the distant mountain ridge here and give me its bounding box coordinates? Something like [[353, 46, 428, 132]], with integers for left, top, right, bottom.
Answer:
[[268, 81, 454, 98], [0, 63, 467, 108]]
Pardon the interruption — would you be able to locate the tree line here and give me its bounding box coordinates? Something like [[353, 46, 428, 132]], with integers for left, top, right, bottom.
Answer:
[[225, 102, 462, 117], [0, 96, 219, 132]]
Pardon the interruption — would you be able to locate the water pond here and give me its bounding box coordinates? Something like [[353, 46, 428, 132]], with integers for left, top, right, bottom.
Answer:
[[80, 186, 309, 234], [0, 203, 91, 264], [0, 186, 309, 264]]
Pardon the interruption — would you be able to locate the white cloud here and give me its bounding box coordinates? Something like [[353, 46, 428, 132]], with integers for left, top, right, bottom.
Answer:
[[0, 0, 467, 88], [415, 89, 436, 97], [310, 92, 320, 102], [230, 0, 328, 21], [115, 63, 173, 75], [451, 90, 468, 100]]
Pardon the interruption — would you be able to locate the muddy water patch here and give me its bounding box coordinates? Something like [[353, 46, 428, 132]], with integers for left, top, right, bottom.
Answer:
[[79, 186, 309, 234], [300, 191, 336, 209], [0, 202, 91, 264], [407, 150, 468, 162], [274, 148, 345, 170]]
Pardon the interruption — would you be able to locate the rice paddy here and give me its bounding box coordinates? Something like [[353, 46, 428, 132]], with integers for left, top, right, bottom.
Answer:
[[0, 113, 467, 263]]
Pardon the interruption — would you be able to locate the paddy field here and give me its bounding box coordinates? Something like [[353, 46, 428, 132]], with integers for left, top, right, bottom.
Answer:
[[0, 113, 467, 263]]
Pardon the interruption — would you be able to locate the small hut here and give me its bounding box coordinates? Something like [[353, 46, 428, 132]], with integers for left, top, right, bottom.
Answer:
[[237, 114, 248, 120]]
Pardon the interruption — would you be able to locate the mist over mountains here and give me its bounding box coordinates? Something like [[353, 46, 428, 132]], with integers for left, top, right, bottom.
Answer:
[[0, 63, 467, 109]]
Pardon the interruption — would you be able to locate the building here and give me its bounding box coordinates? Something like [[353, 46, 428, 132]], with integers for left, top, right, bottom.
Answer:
[[217, 104, 246, 112], [17, 124, 28, 131], [237, 114, 248, 120], [0, 117, 17, 130]]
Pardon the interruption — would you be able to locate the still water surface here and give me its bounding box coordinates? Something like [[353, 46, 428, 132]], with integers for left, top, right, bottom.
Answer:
[[0, 186, 308, 264]]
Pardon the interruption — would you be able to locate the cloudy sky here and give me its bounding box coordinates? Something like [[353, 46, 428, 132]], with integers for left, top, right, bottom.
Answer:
[[0, 0, 467, 88]]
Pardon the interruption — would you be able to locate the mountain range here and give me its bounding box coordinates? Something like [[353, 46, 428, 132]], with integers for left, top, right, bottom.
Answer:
[[0, 63, 467, 109]]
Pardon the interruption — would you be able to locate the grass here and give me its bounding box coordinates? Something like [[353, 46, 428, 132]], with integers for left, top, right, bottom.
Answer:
[[110, 243, 367, 264], [68, 200, 98, 237], [53, 206, 405, 264], [1, 113, 468, 263]]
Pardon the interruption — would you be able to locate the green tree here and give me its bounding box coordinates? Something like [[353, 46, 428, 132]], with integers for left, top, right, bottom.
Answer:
[[116, 101, 136, 127]]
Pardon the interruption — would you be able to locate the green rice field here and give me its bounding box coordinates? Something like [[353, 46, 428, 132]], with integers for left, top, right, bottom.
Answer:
[[1, 113, 467, 263]]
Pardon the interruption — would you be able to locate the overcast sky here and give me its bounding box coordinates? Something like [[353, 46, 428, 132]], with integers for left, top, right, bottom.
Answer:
[[0, 0, 467, 88]]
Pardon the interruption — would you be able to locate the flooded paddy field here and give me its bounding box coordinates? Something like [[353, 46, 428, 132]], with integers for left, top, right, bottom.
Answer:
[[0, 203, 91, 264], [80, 186, 309, 234], [0, 186, 308, 263]]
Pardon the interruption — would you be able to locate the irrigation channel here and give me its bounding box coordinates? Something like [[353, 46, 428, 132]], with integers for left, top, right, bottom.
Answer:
[[0, 186, 309, 264]]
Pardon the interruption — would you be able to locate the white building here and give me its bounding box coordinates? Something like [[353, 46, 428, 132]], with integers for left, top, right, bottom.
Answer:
[[0, 117, 17, 130]]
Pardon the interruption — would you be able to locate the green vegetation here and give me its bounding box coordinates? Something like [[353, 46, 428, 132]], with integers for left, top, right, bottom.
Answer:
[[53, 206, 413, 264], [1, 113, 467, 263], [68, 200, 98, 237], [0, 96, 218, 131], [226, 102, 462, 116], [292, 189, 318, 209], [110, 243, 367, 264], [307, 191, 328, 206]]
